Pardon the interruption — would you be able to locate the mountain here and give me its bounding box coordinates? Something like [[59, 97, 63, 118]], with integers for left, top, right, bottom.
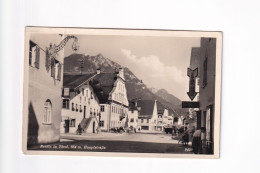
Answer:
[[64, 53, 185, 116], [151, 88, 181, 106]]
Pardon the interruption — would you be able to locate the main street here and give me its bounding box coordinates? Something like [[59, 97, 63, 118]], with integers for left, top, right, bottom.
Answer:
[[28, 132, 194, 154]]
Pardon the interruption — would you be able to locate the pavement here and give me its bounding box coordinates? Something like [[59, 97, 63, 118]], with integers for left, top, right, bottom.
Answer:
[[60, 132, 181, 144], [28, 132, 194, 154]]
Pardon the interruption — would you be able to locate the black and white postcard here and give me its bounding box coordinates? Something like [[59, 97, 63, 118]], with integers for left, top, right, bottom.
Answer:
[[23, 27, 222, 158]]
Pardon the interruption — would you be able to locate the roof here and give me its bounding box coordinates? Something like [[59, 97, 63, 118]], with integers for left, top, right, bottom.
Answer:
[[137, 100, 155, 119], [90, 73, 117, 104], [128, 101, 138, 111], [63, 72, 117, 104], [63, 73, 96, 88], [156, 101, 165, 114]]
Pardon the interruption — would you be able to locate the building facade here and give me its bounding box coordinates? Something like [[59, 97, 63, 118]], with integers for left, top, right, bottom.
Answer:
[[90, 68, 129, 131], [27, 34, 64, 146], [60, 73, 100, 134], [198, 38, 216, 154], [188, 37, 216, 154], [136, 100, 158, 131]]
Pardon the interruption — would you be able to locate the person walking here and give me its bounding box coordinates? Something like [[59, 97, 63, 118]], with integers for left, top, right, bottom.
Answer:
[[77, 124, 82, 135]]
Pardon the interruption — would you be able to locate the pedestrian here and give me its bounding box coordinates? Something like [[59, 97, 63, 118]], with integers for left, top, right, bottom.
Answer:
[[77, 124, 82, 135], [192, 127, 205, 154], [182, 129, 190, 145]]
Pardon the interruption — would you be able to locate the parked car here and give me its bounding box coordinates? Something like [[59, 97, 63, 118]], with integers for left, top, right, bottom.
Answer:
[[110, 127, 125, 133]]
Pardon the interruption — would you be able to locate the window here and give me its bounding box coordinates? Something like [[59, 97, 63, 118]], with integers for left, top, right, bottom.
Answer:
[[154, 120, 156, 123], [141, 119, 144, 123], [101, 105, 105, 112], [99, 121, 104, 127], [76, 104, 78, 112], [203, 57, 208, 87], [56, 63, 61, 81], [147, 119, 149, 123], [62, 99, 69, 109], [130, 118, 134, 122], [90, 92, 93, 99], [63, 88, 70, 97], [51, 59, 60, 80], [71, 103, 74, 110], [70, 119, 76, 127], [82, 88, 84, 96], [43, 100, 52, 124], [80, 105, 82, 112], [29, 41, 40, 69]]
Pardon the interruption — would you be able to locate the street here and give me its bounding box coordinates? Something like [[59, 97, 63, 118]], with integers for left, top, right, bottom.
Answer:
[[28, 132, 194, 154]]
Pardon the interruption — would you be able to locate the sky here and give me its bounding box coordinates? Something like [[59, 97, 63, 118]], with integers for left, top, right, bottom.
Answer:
[[65, 35, 200, 101]]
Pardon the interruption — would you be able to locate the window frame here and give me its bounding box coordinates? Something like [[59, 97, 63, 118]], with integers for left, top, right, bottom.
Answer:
[[43, 100, 52, 124]]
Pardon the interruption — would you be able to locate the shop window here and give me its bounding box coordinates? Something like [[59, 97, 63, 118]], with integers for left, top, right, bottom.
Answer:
[[43, 100, 52, 124]]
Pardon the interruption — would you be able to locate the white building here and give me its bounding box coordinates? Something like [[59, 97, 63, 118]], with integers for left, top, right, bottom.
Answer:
[[136, 100, 158, 131], [60, 72, 100, 134], [27, 34, 66, 146], [126, 101, 139, 129], [83, 68, 129, 131]]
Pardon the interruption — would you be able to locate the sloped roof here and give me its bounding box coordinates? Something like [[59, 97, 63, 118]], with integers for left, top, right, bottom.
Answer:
[[128, 101, 138, 111], [156, 101, 165, 114], [90, 73, 117, 104], [63, 72, 117, 104], [137, 100, 155, 119], [63, 73, 96, 88]]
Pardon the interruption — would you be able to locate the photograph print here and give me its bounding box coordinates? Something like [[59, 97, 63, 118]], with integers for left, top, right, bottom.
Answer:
[[23, 27, 222, 158]]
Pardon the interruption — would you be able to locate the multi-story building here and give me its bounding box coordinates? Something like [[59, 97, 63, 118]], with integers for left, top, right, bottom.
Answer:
[[77, 68, 129, 131], [127, 101, 139, 129], [60, 71, 101, 134], [188, 37, 216, 154], [136, 100, 158, 131], [198, 38, 216, 154], [27, 34, 65, 146]]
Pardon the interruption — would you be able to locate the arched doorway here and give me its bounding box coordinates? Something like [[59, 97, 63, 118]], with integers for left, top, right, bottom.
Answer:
[[93, 121, 95, 133]]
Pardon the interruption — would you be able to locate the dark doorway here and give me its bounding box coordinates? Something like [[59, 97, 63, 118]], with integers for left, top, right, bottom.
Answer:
[[64, 119, 70, 133], [93, 121, 95, 133], [83, 106, 86, 118]]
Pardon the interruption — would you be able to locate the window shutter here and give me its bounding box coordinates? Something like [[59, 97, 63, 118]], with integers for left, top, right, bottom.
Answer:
[[35, 46, 40, 69], [51, 58, 55, 78], [57, 63, 61, 81], [45, 48, 50, 71]]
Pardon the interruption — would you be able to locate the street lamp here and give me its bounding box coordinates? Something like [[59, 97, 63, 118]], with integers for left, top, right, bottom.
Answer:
[[47, 35, 79, 58]]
